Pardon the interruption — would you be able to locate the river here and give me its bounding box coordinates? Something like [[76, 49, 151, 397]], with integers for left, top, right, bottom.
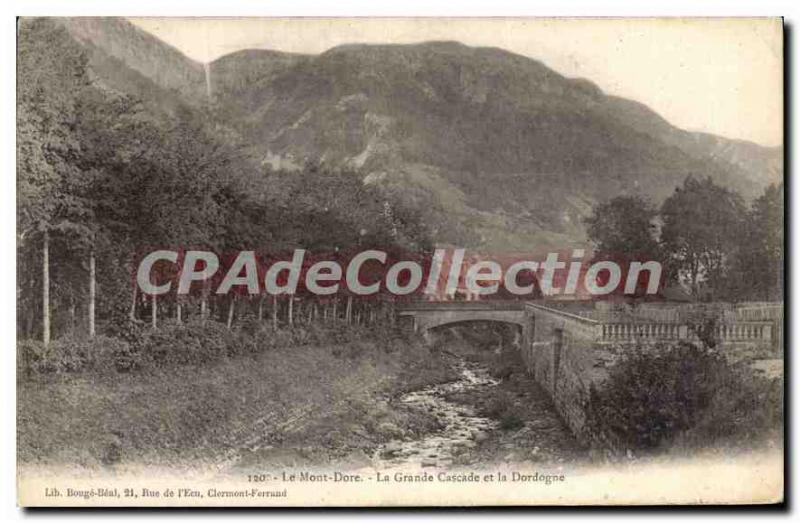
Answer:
[[373, 359, 501, 468]]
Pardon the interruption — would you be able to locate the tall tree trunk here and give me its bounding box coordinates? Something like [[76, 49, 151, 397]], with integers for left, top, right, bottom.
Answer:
[[176, 301, 182, 324], [288, 297, 294, 327], [89, 250, 96, 337], [345, 296, 353, 325], [227, 297, 235, 329], [272, 295, 278, 331], [129, 284, 137, 321], [42, 230, 50, 347], [151, 294, 157, 329], [69, 298, 76, 333], [26, 275, 36, 338]]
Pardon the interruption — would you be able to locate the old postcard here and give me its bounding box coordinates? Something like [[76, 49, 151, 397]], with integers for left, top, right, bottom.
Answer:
[[16, 17, 783, 506]]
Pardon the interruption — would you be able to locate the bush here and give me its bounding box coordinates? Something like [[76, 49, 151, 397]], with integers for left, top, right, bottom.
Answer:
[[96, 336, 139, 373], [499, 410, 525, 430], [18, 339, 50, 376], [585, 342, 782, 454], [18, 335, 133, 375], [139, 320, 235, 366], [18, 315, 419, 376], [104, 317, 148, 349], [678, 363, 783, 449], [484, 392, 525, 431]]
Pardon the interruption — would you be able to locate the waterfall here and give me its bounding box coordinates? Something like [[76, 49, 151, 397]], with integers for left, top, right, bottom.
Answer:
[[203, 62, 212, 101]]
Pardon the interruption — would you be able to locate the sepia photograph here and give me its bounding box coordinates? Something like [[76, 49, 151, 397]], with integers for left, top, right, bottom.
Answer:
[[13, 14, 784, 507]]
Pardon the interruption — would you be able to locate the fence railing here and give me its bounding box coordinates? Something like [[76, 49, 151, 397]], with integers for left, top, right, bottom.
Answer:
[[599, 323, 685, 341], [597, 321, 773, 343], [714, 322, 773, 341], [527, 301, 780, 349]]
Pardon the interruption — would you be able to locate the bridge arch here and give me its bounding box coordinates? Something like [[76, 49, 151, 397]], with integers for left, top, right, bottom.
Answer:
[[420, 314, 526, 333], [398, 305, 527, 335]]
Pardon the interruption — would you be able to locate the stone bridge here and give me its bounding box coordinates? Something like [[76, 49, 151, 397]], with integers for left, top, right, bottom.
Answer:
[[396, 300, 527, 334], [397, 300, 777, 350]]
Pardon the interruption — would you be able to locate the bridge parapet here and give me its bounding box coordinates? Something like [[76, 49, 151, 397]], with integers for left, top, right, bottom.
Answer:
[[525, 302, 599, 341], [399, 300, 776, 349], [596, 320, 773, 345], [599, 322, 684, 342]]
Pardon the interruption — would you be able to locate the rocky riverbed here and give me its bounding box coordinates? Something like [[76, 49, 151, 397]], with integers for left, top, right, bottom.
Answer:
[[374, 360, 500, 468], [229, 337, 588, 472], [373, 353, 588, 470]]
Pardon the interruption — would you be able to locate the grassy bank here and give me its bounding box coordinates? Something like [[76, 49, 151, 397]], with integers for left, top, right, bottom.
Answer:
[[17, 321, 458, 469]]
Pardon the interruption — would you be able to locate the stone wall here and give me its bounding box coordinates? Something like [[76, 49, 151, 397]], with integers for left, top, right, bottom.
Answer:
[[520, 305, 611, 440]]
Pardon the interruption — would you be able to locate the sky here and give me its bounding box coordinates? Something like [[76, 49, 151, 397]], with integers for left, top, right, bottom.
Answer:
[[130, 17, 783, 147]]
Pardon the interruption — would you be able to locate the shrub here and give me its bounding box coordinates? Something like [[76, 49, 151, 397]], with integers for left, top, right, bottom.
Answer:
[[499, 410, 525, 431], [484, 392, 525, 431], [139, 320, 234, 366], [18, 335, 133, 375], [18, 339, 50, 377], [104, 318, 148, 349], [678, 363, 783, 449], [19, 315, 420, 376], [96, 336, 139, 373], [585, 341, 782, 454]]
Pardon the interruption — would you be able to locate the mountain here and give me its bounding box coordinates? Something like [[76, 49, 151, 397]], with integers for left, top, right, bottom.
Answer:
[[54, 17, 206, 115], [49, 18, 784, 250], [204, 40, 782, 249], [599, 95, 782, 190]]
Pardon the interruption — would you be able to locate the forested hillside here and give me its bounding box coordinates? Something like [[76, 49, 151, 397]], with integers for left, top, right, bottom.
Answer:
[[18, 18, 435, 345]]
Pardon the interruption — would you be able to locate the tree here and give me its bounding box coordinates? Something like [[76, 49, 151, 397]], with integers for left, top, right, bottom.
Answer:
[[727, 183, 784, 301], [749, 183, 784, 300], [17, 19, 257, 337], [584, 195, 660, 257], [660, 176, 746, 299], [17, 19, 92, 344]]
